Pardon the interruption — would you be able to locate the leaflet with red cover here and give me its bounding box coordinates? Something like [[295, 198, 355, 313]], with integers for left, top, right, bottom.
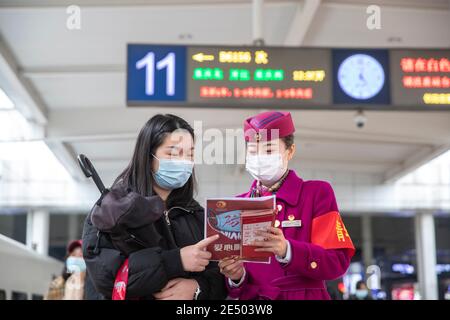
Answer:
[[205, 195, 276, 263]]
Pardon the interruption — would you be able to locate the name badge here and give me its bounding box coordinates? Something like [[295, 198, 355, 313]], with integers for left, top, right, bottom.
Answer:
[[281, 219, 302, 228]]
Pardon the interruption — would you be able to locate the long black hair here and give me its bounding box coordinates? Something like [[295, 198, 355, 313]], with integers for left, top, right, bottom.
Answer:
[[114, 114, 196, 208]]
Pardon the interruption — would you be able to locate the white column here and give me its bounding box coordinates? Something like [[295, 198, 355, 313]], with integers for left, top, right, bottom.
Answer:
[[414, 212, 438, 300], [67, 214, 79, 242], [26, 209, 50, 255], [361, 215, 373, 268]]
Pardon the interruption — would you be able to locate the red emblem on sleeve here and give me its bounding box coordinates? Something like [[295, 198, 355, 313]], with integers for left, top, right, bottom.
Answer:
[[311, 211, 355, 255]]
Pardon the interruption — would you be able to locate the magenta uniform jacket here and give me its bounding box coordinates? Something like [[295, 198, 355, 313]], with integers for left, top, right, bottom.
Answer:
[[226, 170, 355, 300]]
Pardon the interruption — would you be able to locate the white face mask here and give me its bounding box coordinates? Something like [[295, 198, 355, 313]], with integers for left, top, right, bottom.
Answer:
[[245, 153, 287, 186]]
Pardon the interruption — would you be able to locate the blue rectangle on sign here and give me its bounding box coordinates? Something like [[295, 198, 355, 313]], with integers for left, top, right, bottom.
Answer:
[[127, 44, 187, 104]]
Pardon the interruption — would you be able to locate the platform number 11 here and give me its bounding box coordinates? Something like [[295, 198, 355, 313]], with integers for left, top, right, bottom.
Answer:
[[136, 52, 176, 96]]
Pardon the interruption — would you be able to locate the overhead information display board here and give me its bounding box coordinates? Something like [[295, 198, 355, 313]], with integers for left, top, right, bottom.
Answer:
[[187, 46, 332, 106], [127, 44, 450, 110], [390, 50, 450, 108]]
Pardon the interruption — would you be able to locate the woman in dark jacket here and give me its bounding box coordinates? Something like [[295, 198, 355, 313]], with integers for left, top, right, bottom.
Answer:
[[82, 114, 226, 300]]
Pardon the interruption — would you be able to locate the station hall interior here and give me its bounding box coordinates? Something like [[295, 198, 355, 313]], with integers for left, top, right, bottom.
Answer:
[[0, 0, 449, 300]]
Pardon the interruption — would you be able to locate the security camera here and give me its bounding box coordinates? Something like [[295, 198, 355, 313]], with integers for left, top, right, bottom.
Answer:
[[354, 110, 367, 129]]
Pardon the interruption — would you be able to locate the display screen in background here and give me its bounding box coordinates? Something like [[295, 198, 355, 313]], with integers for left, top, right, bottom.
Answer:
[[127, 44, 450, 110]]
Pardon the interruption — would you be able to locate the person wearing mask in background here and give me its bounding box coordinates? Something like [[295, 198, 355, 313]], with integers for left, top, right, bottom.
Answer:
[[218, 111, 355, 300], [349, 280, 372, 300], [45, 240, 86, 300], [82, 114, 226, 300]]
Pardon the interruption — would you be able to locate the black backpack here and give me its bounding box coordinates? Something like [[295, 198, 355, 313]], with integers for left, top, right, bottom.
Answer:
[[78, 154, 164, 255]]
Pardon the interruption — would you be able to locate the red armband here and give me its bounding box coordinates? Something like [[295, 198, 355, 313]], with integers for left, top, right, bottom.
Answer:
[[311, 211, 355, 255]]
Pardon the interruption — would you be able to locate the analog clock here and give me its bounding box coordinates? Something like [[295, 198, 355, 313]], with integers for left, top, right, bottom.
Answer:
[[337, 54, 385, 100]]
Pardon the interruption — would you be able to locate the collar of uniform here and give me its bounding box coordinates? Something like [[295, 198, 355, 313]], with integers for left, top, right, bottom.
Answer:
[[237, 180, 257, 198], [274, 170, 303, 206]]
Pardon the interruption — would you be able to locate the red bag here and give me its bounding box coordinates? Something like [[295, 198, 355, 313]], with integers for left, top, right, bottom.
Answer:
[[112, 258, 129, 300]]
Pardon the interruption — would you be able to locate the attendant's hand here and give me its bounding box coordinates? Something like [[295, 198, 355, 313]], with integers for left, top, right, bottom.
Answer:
[[218, 256, 245, 281], [252, 227, 288, 258], [153, 278, 198, 300]]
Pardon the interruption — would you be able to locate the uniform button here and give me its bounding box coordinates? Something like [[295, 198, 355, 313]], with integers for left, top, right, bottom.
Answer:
[[310, 261, 318, 269], [277, 204, 283, 212]]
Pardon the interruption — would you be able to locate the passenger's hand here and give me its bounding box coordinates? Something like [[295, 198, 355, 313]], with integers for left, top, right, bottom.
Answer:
[[218, 256, 245, 281], [180, 235, 219, 272], [153, 278, 198, 300]]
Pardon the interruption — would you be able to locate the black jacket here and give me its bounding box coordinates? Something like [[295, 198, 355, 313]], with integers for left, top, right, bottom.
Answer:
[[82, 199, 227, 300]]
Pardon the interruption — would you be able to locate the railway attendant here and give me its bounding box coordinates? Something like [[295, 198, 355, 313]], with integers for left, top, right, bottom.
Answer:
[[219, 111, 355, 300]]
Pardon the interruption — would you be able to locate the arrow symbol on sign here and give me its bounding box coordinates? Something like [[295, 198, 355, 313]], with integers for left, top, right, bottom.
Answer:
[[192, 53, 215, 62]]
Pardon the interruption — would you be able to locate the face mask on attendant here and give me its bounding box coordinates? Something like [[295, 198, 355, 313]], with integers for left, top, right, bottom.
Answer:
[[152, 155, 194, 190], [355, 289, 369, 300], [66, 256, 86, 273], [245, 153, 287, 186]]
